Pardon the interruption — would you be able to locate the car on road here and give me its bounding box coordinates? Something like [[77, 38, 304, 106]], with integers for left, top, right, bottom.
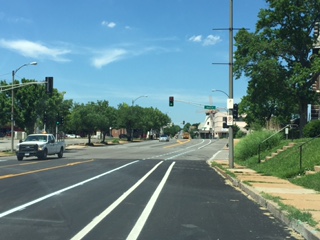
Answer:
[[16, 133, 65, 161], [159, 135, 170, 142]]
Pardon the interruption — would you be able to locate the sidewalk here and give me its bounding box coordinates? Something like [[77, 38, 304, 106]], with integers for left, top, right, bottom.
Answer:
[[210, 150, 320, 240]]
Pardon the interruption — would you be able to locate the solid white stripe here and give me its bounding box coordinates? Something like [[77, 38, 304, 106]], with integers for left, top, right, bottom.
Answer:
[[71, 161, 164, 240], [0, 160, 139, 218], [126, 161, 176, 240]]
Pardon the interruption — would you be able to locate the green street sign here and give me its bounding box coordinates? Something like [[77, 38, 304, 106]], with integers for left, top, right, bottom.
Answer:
[[204, 105, 216, 110]]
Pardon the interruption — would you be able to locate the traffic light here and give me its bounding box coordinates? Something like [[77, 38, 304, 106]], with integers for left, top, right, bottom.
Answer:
[[60, 116, 64, 125], [43, 113, 47, 124], [46, 77, 53, 95], [311, 105, 319, 120], [182, 120, 185, 125], [56, 114, 60, 125], [169, 96, 174, 107], [315, 21, 319, 38], [233, 103, 239, 119]]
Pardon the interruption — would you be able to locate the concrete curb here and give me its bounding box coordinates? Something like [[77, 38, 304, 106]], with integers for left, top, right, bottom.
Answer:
[[210, 161, 320, 240]]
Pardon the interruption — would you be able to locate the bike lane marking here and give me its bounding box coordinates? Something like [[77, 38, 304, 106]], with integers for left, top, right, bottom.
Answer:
[[70, 161, 164, 240]]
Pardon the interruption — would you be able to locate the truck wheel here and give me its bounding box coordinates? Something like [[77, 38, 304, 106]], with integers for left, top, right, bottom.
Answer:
[[38, 149, 47, 160], [17, 156, 23, 161], [57, 147, 63, 158]]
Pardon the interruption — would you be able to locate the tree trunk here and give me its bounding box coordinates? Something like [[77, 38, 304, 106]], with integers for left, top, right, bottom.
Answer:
[[299, 100, 308, 138]]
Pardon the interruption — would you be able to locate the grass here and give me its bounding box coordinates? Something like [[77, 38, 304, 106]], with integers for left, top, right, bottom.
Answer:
[[235, 136, 320, 191], [261, 193, 318, 227]]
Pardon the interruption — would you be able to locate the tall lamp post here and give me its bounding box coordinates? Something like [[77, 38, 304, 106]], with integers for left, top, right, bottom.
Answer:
[[131, 95, 148, 141], [11, 62, 37, 152], [212, 89, 229, 98]]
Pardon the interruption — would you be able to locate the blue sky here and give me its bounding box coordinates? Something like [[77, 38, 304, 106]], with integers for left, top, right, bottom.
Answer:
[[0, 0, 267, 126]]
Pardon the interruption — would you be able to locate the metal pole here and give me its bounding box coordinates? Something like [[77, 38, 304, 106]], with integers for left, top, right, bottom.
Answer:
[[11, 70, 15, 153], [10, 62, 37, 152], [228, 0, 234, 168]]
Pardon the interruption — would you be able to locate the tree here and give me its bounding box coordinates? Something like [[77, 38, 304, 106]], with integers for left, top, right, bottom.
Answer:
[[234, 0, 320, 136], [68, 102, 100, 145], [0, 81, 11, 128], [94, 100, 117, 143]]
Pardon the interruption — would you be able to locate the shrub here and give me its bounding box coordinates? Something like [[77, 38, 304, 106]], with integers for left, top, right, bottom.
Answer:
[[303, 120, 320, 137], [235, 130, 283, 161], [235, 130, 246, 138]]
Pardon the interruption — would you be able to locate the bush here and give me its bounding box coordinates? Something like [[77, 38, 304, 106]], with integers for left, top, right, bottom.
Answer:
[[303, 120, 320, 137], [235, 130, 283, 161], [235, 130, 246, 138]]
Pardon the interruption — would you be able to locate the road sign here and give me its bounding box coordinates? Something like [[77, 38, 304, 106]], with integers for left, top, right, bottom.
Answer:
[[204, 105, 216, 110], [227, 115, 233, 126]]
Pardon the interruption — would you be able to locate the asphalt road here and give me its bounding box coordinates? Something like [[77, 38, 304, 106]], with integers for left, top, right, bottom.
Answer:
[[0, 139, 301, 240]]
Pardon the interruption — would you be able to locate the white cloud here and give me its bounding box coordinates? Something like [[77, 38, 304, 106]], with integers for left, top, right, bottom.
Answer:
[[188, 34, 221, 46], [0, 39, 71, 62], [189, 35, 202, 43], [92, 48, 127, 68], [203, 35, 221, 46], [101, 21, 116, 28]]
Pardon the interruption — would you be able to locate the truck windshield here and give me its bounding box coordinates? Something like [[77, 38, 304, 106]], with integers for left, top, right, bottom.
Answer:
[[25, 135, 47, 142]]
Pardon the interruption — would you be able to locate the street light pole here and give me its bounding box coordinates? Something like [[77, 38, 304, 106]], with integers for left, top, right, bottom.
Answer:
[[11, 62, 37, 152], [131, 95, 148, 141], [228, 0, 234, 168], [212, 89, 229, 98]]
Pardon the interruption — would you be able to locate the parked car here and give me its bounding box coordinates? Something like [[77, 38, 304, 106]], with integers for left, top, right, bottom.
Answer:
[[159, 135, 170, 142], [66, 134, 76, 138]]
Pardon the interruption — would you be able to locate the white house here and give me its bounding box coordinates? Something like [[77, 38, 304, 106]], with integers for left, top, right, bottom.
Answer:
[[198, 110, 247, 139]]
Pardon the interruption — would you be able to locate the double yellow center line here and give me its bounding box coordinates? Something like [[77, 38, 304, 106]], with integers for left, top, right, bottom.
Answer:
[[164, 139, 191, 148]]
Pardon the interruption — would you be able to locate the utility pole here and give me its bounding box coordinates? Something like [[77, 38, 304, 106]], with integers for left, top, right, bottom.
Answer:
[[212, 0, 248, 168], [228, 0, 234, 168]]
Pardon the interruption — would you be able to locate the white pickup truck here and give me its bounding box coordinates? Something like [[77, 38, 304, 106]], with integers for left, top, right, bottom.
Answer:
[[16, 133, 65, 161]]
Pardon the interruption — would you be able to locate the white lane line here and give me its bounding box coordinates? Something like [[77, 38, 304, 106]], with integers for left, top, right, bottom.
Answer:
[[71, 161, 164, 240], [126, 161, 176, 240], [209, 150, 222, 161], [198, 139, 212, 149], [146, 139, 207, 160], [0, 160, 139, 218]]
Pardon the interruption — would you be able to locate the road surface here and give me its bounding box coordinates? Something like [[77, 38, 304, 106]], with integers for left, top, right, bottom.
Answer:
[[0, 139, 301, 239]]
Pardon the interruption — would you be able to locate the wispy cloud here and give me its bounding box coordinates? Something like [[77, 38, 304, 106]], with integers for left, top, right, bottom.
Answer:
[[0, 39, 71, 62], [91, 48, 128, 68], [91, 45, 179, 68], [188, 34, 221, 46], [101, 21, 116, 28], [189, 35, 202, 43], [203, 35, 221, 46]]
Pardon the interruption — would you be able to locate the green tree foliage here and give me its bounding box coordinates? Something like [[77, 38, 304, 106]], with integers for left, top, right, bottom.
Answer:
[[0, 81, 11, 127], [183, 122, 191, 133], [234, 0, 320, 136], [1, 80, 172, 141], [163, 124, 181, 137], [303, 120, 320, 137]]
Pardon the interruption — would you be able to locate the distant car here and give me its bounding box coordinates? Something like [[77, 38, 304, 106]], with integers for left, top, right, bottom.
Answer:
[[159, 135, 170, 142], [66, 134, 76, 138]]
